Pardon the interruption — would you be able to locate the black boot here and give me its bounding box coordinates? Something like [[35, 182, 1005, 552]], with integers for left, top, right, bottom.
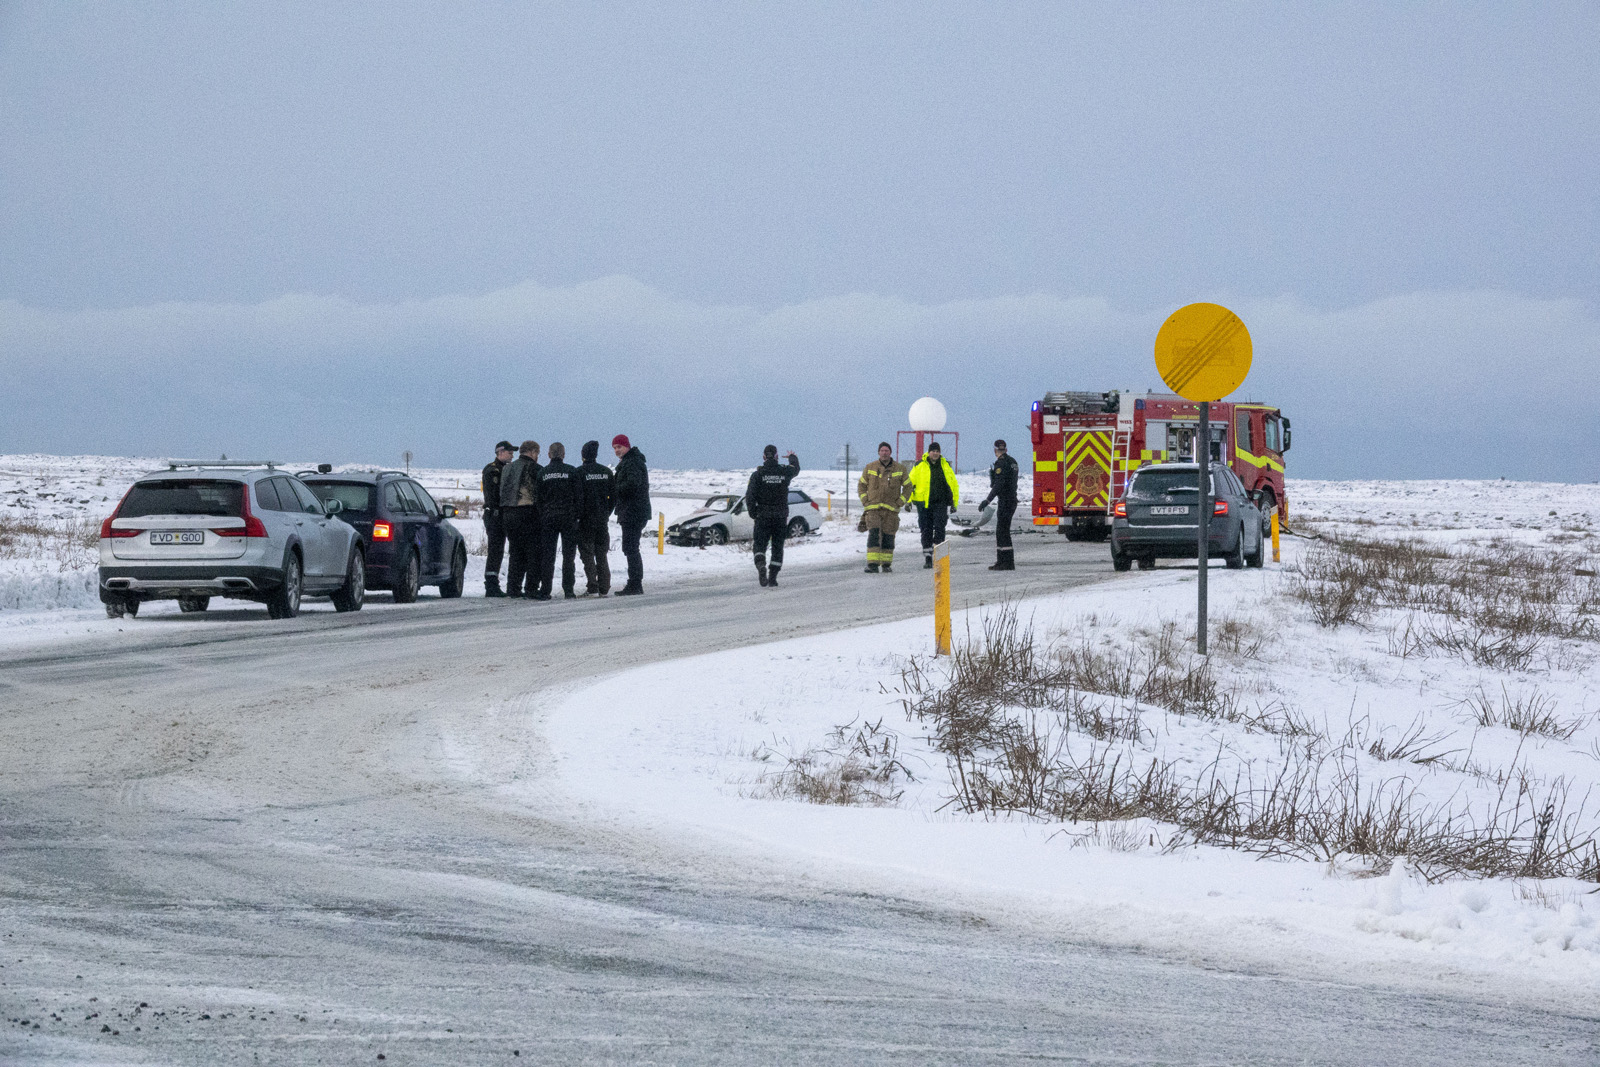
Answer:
[[766, 566, 780, 587], [923, 553, 933, 569], [485, 575, 504, 597], [864, 562, 879, 573], [882, 561, 892, 573], [755, 553, 768, 587], [615, 582, 643, 596]]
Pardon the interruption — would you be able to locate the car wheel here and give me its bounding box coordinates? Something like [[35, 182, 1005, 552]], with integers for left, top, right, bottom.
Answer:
[[438, 544, 466, 599], [1137, 556, 1155, 571], [267, 552, 303, 619], [708, 524, 729, 546], [1224, 525, 1246, 569], [786, 517, 808, 539], [331, 547, 366, 612], [1111, 547, 1133, 572], [1258, 488, 1277, 537], [1245, 525, 1265, 568], [177, 595, 210, 613], [105, 601, 124, 619], [392, 547, 421, 604]]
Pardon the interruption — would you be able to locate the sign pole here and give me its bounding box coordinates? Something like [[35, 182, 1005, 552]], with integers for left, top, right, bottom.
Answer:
[[1196, 400, 1210, 656]]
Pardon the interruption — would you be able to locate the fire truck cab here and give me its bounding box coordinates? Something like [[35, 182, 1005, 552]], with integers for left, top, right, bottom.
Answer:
[[1030, 390, 1290, 541]]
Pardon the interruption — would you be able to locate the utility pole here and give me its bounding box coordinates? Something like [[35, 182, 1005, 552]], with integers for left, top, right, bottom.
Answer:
[[403, 450, 412, 474]]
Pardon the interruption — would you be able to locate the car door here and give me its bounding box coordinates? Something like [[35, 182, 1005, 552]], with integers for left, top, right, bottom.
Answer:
[[282, 476, 343, 579], [401, 480, 446, 579], [729, 497, 755, 540], [381, 479, 419, 570], [254, 477, 302, 557]]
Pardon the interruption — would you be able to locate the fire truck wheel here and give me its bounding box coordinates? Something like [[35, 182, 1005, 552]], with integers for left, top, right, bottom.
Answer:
[[1111, 547, 1133, 572], [1064, 526, 1086, 542]]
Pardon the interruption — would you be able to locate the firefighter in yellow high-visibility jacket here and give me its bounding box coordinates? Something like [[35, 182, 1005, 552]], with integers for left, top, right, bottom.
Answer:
[[907, 442, 961, 569], [857, 442, 912, 573]]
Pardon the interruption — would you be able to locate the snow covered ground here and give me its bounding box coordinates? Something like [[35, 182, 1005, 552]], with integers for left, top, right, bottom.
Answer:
[[545, 476, 1600, 1006]]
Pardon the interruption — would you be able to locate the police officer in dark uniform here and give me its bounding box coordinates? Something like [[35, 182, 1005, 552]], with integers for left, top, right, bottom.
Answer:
[[745, 445, 800, 587], [481, 441, 513, 596], [534, 442, 581, 600], [576, 440, 615, 596], [979, 438, 1019, 571]]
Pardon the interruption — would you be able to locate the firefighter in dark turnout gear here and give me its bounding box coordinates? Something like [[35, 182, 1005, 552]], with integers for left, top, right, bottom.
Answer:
[[907, 442, 960, 568], [481, 441, 514, 596], [498, 440, 541, 597], [978, 439, 1019, 570], [534, 442, 581, 599], [746, 446, 800, 586], [576, 440, 614, 596], [611, 435, 650, 595]]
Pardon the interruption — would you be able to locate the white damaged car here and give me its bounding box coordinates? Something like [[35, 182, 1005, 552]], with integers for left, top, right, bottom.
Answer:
[[666, 491, 822, 547]]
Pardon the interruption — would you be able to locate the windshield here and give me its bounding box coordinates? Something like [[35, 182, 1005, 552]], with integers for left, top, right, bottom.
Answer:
[[120, 479, 245, 518], [702, 495, 737, 512], [1127, 469, 1221, 500], [305, 481, 376, 514]]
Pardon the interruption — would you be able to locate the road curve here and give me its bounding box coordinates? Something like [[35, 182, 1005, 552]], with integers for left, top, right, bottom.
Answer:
[[2, 535, 1595, 1065]]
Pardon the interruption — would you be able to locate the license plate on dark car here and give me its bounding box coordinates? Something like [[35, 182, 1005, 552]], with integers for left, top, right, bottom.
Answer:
[[150, 530, 204, 544], [1150, 506, 1189, 516]]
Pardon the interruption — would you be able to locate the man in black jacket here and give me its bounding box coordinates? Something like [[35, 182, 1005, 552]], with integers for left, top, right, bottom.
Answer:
[[498, 440, 541, 598], [745, 445, 800, 587], [978, 438, 1020, 571], [534, 442, 581, 600], [480, 441, 513, 596], [576, 440, 614, 596], [611, 435, 651, 596]]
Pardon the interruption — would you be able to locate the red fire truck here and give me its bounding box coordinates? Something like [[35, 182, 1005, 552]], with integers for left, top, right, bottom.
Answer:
[[1030, 390, 1291, 541]]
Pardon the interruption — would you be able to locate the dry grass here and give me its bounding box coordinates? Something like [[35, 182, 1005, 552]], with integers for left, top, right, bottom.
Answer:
[[0, 514, 99, 569], [753, 717, 913, 806], [1289, 533, 1600, 668], [897, 606, 1600, 882], [1462, 685, 1588, 741]]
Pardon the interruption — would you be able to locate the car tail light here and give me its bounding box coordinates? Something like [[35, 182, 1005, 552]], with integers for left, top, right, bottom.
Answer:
[[99, 518, 143, 538], [1213, 500, 1228, 516], [1113, 501, 1127, 517], [235, 486, 269, 537], [372, 522, 393, 541], [811, 501, 819, 510]]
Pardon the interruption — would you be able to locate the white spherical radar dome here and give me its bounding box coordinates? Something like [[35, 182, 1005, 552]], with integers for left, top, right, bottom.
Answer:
[[907, 397, 948, 432]]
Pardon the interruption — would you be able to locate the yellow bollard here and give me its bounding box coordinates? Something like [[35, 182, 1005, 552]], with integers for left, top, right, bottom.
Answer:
[[1271, 510, 1280, 563], [657, 512, 665, 554], [827, 491, 832, 517], [933, 540, 952, 656]]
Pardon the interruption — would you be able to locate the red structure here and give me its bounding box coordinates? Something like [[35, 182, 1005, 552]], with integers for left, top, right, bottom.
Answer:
[[1030, 390, 1291, 541], [896, 430, 960, 470]]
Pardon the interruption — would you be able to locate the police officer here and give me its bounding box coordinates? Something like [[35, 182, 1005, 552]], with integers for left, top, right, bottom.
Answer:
[[745, 445, 800, 587], [534, 442, 581, 600], [611, 435, 651, 596], [576, 440, 615, 596], [498, 440, 541, 598], [480, 440, 513, 597], [907, 442, 960, 568], [978, 438, 1019, 571]]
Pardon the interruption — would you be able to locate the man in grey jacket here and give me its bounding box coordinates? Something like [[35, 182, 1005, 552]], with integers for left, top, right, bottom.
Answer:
[[499, 440, 541, 598]]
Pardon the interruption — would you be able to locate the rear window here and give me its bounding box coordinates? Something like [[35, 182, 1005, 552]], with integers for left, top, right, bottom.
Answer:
[[787, 490, 809, 504], [1127, 469, 1222, 500], [305, 481, 375, 514], [120, 479, 244, 518]]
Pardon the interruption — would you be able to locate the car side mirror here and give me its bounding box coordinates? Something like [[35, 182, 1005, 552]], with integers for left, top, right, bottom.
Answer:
[[441, 504, 459, 518], [324, 499, 344, 516]]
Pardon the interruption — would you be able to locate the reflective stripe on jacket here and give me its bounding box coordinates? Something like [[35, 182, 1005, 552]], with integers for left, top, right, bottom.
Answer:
[[907, 456, 960, 508], [857, 460, 910, 511]]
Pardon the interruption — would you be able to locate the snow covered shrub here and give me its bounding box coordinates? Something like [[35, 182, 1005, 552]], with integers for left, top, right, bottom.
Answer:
[[753, 716, 912, 806], [1463, 685, 1587, 740]]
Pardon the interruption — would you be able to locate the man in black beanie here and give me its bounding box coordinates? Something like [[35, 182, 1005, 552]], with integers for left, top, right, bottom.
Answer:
[[480, 441, 513, 596], [576, 440, 614, 596]]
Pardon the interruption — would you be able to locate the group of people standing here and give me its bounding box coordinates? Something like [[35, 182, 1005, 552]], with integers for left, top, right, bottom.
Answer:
[[855, 439, 1018, 572], [480, 435, 651, 599], [481, 434, 1021, 596]]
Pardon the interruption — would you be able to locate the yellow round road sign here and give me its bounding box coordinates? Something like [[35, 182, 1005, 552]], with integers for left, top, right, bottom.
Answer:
[[1154, 303, 1252, 402]]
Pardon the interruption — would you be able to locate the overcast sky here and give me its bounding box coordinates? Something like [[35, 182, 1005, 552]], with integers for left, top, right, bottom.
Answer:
[[2, 2, 1596, 478]]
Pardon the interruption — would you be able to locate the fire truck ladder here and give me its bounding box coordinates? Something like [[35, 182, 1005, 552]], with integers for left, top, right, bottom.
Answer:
[[1108, 428, 1134, 513]]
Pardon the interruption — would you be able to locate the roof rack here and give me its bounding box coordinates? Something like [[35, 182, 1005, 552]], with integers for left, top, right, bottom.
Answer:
[[166, 459, 281, 470]]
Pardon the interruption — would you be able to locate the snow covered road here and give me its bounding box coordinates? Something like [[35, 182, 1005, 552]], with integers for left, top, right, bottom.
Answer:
[[2, 530, 1597, 1064]]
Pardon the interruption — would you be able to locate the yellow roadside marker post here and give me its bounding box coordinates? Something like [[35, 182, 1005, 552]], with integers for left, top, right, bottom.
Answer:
[[1154, 302, 1253, 656], [933, 540, 952, 656], [657, 512, 665, 555], [1271, 510, 1280, 563]]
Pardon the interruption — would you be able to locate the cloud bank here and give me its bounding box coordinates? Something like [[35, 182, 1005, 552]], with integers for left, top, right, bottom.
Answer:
[[4, 279, 1595, 480]]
